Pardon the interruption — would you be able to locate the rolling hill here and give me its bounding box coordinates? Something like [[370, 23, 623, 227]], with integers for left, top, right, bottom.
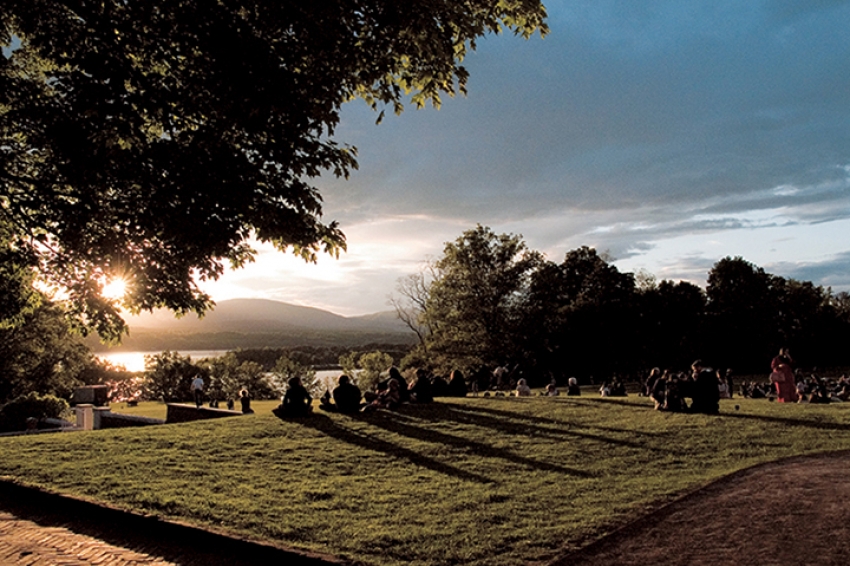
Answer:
[[88, 299, 416, 352]]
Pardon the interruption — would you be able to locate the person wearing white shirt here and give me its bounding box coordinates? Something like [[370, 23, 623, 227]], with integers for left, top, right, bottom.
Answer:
[[190, 375, 204, 408]]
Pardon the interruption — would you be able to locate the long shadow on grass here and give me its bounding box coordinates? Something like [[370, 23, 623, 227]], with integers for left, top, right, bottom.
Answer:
[[441, 403, 663, 452], [360, 406, 594, 478], [721, 409, 850, 432], [460, 398, 665, 437], [296, 413, 494, 484], [566, 397, 655, 411]]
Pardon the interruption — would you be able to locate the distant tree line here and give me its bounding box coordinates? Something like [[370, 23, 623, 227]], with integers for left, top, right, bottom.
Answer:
[[139, 347, 409, 404], [231, 344, 412, 371], [393, 225, 850, 384]]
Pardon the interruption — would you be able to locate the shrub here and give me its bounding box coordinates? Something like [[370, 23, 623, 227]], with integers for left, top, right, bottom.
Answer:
[[0, 392, 69, 432]]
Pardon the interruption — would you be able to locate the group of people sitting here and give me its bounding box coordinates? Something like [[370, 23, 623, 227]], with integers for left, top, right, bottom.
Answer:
[[270, 353, 849, 419], [739, 373, 850, 404], [797, 374, 850, 403], [207, 389, 254, 413], [492, 376, 582, 397], [644, 361, 726, 414], [272, 367, 469, 418], [599, 378, 628, 397]]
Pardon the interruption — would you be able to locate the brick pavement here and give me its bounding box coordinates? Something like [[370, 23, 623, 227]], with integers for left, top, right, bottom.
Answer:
[[0, 510, 176, 565], [0, 481, 343, 566]]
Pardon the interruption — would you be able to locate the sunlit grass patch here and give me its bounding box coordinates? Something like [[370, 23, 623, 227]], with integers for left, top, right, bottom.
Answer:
[[2, 396, 850, 565]]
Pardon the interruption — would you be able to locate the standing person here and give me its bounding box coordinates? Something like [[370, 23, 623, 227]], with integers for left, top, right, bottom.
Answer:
[[690, 360, 720, 414], [716, 369, 729, 399], [492, 365, 508, 390], [770, 348, 798, 403], [190, 374, 204, 408], [725, 369, 734, 399]]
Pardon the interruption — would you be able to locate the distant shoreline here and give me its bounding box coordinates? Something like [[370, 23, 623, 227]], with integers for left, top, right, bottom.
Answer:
[[98, 349, 347, 374]]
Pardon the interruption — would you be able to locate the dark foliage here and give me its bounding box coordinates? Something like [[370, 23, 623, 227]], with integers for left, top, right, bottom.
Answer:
[[1, 1, 547, 338], [0, 392, 69, 432], [404, 229, 850, 384], [232, 344, 413, 371]]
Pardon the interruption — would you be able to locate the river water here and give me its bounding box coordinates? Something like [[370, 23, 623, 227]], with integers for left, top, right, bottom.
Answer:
[[97, 350, 342, 388], [98, 350, 231, 372]]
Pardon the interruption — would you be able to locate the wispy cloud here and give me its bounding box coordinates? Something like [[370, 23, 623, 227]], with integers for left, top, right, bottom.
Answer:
[[204, 1, 850, 314]]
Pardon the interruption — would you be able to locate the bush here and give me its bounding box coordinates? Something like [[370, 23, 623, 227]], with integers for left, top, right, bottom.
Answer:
[[339, 350, 393, 392], [0, 392, 69, 432]]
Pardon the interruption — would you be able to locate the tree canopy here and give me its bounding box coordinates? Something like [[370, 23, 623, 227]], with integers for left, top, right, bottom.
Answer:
[[396, 227, 850, 381], [424, 225, 543, 373], [1, 1, 549, 338]]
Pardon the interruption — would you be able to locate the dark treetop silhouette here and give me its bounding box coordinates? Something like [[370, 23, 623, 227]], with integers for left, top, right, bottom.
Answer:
[[0, 0, 548, 338]]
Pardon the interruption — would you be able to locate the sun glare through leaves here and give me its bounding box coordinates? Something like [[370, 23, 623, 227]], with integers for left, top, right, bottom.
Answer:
[[101, 277, 128, 301]]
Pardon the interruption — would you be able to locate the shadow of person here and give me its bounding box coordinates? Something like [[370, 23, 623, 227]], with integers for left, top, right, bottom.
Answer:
[[295, 412, 494, 484]]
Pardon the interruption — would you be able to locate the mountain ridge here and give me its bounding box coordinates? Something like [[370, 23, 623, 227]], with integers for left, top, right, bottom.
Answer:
[[90, 298, 415, 352]]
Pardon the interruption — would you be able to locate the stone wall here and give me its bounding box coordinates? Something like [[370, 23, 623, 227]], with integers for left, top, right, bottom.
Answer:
[[99, 412, 164, 429]]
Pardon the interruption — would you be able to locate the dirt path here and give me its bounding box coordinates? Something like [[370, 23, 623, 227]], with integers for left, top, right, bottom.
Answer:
[[552, 450, 850, 566]]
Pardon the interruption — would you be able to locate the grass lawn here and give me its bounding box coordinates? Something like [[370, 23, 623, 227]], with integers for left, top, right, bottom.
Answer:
[[2, 395, 850, 566], [107, 400, 285, 420]]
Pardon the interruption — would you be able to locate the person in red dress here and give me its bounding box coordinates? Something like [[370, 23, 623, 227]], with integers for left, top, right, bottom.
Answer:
[[770, 348, 798, 402]]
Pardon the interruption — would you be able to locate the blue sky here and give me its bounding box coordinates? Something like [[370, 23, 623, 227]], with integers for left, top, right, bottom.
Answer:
[[199, 0, 850, 316]]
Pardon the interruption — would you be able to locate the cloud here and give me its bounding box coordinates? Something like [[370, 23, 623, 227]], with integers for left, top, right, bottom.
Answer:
[[206, 2, 850, 314], [319, 1, 850, 227], [769, 251, 850, 289]]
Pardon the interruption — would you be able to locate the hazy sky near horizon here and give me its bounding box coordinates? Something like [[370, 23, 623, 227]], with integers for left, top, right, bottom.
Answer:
[[199, 0, 850, 317]]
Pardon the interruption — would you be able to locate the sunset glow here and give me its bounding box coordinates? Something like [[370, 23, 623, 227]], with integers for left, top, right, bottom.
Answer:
[[199, 3, 850, 316], [101, 277, 128, 301]]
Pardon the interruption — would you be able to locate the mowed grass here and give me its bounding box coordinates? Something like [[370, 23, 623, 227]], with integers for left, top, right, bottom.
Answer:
[[107, 400, 285, 420], [2, 395, 850, 566]]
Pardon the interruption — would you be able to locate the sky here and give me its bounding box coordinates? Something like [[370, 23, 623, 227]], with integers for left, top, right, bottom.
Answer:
[[199, 0, 850, 317]]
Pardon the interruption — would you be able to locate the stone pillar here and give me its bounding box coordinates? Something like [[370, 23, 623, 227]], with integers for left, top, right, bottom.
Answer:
[[75, 404, 94, 431]]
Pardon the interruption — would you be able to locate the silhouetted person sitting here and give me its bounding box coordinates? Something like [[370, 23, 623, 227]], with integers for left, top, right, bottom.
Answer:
[[447, 369, 467, 397], [273, 376, 312, 418], [387, 367, 410, 403], [689, 360, 720, 414], [566, 377, 581, 396], [409, 369, 434, 403], [808, 376, 831, 404], [239, 389, 254, 414], [431, 374, 449, 397], [330, 375, 362, 413], [320, 388, 333, 408], [363, 378, 401, 412], [662, 374, 688, 412], [609, 378, 627, 397]]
